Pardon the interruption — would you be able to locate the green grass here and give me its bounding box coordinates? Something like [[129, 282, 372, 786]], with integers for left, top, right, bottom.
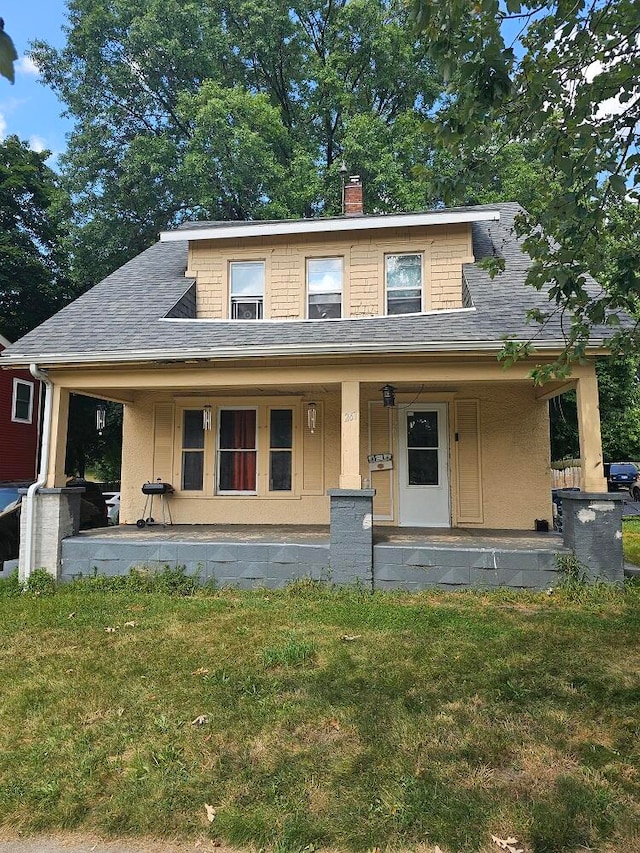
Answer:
[[0, 574, 639, 853], [623, 517, 640, 565]]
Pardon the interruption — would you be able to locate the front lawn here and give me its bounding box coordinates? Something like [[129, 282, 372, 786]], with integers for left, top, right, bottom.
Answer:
[[623, 517, 640, 564], [0, 575, 639, 853]]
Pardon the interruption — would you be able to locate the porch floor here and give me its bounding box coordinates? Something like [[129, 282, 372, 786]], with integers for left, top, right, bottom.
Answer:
[[71, 523, 563, 550]]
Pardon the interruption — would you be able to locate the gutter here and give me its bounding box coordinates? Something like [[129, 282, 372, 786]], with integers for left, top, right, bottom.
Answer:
[[20, 364, 53, 583], [0, 338, 610, 368]]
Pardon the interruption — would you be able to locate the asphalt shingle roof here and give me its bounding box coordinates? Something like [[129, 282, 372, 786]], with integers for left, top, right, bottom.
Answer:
[[0, 202, 611, 365]]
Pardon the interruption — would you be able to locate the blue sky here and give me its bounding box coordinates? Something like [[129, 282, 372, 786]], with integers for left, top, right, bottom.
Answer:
[[1, 0, 71, 167]]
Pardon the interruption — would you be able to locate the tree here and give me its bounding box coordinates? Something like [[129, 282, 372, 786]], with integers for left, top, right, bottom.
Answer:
[[410, 0, 640, 380], [0, 18, 17, 83], [0, 135, 74, 341], [32, 0, 443, 288], [65, 396, 123, 481]]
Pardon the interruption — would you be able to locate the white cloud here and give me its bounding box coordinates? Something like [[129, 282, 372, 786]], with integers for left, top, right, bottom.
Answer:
[[0, 111, 6, 140], [15, 55, 40, 77], [28, 135, 47, 153]]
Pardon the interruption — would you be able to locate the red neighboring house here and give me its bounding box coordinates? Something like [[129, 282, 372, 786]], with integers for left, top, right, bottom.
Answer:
[[0, 335, 40, 483]]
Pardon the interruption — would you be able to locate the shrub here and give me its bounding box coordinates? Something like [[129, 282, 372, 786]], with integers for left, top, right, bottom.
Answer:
[[0, 568, 21, 598], [23, 567, 56, 596]]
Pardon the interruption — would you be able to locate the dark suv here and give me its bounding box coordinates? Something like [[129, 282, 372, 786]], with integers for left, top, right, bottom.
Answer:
[[606, 462, 639, 492]]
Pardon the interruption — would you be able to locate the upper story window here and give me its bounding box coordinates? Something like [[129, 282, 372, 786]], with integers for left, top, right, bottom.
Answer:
[[230, 261, 264, 320], [386, 253, 423, 315], [12, 378, 34, 424], [307, 257, 342, 319]]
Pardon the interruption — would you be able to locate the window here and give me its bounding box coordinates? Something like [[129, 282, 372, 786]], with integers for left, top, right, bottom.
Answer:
[[407, 410, 439, 485], [12, 379, 34, 423], [307, 257, 342, 319], [269, 409, 293, 491], [230, 261, 264, 319], [218, 409, 257, 493], [181, 410, 205, 490], [386, 254, 423, 315]]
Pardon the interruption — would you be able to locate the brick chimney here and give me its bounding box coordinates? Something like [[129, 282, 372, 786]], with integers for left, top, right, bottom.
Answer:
[[343, 175, 364, 216]]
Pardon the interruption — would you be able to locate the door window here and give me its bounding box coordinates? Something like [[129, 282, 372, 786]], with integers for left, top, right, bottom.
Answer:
[[406, 410, 439, 485]]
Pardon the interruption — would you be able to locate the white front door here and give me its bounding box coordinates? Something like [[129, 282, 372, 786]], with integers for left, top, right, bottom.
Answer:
[[398, 404, 450, 527]]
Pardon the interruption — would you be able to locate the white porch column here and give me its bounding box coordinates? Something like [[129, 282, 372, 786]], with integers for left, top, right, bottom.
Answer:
[[576, 371, 607, 493], [339, 380, 362, 490]]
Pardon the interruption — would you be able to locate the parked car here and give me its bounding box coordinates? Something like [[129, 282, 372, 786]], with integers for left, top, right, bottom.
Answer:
[[605, 462, 639, 492], [103, 491, 120, 525], [0, 496, 21, 563], [0, 486, 21, 514]]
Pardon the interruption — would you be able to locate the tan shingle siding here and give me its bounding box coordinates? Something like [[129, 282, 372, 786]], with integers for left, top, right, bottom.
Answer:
[[188, 223, 473, 319]]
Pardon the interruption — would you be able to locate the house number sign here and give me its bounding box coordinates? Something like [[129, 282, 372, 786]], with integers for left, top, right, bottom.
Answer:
[[367, 453, 393, 471]]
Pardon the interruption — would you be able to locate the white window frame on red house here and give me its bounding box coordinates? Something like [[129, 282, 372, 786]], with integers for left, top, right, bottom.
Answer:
[[11, 378, 34, 424]]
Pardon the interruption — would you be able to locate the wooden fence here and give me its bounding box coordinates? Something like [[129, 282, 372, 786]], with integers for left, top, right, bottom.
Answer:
[[551, 466, 582, 490]]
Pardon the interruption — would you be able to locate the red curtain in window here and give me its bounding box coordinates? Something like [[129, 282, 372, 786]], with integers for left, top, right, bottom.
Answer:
[[230, 410, 256, 490]]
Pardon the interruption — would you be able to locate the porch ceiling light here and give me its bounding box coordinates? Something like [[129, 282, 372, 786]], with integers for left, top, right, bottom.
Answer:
[[203, 404, 212, 431], [381, 385, 396, 408], [96, 402, 107, 435], [307, 401, 317, 433]]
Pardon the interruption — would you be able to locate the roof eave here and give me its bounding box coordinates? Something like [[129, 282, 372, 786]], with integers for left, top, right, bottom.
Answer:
[[0, 338, 609, 368], [160, 209, 501, 243]]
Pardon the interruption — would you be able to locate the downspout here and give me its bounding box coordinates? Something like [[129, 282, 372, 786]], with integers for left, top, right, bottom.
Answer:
[[21, 364, 53, 582]]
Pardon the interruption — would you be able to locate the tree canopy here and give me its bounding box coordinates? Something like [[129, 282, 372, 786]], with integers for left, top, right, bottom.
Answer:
[[32, 0, 443, 287], [0, 135, 74, 342], [410, 0, 640, 379]]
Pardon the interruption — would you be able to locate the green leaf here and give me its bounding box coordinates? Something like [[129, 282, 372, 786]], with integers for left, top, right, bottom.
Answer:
[[0, 21, 18, 84]]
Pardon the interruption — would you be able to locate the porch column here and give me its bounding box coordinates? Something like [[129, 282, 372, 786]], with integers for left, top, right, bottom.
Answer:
[[46, 385, 70, 487], [339, 380, 362, 489], [576, 372, 607, 493]]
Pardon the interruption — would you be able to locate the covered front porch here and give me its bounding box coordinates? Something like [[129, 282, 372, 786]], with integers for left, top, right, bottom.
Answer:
[[41, 354, 608, 529], [20, 351, 623, 587], [60, 523, 567, 591]]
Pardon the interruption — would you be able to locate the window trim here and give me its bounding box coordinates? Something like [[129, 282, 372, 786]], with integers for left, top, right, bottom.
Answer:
[[11, 378, 34, 424], [229, 260, 265, 320], [306, 256, 343, 319], [385, 252, 424, 316], [216, 406, 259, 495]]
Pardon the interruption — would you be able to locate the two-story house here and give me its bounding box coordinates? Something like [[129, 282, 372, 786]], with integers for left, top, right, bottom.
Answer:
[[1, 182, 618, 587]]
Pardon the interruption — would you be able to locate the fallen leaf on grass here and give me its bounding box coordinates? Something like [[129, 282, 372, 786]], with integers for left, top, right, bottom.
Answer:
[[105, 626, 118, 633], [68, 612, 76, 619], [204, 803, 216, 822], [192, 714, 209, 726], [340, 634, 361, 642], [191, 667, 210, 676], [491, 836, 524, 853], [124, 620, 136, 628]]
